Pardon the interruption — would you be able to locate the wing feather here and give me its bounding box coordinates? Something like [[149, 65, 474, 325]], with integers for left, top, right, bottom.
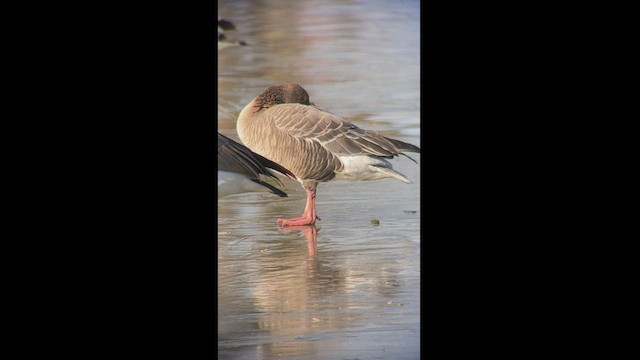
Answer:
[[271, 104, 404, 158]]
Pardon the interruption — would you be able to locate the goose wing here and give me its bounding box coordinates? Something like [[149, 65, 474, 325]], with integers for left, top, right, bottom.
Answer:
[[217, 133, 294, 182], [270, 104, 412, 158]]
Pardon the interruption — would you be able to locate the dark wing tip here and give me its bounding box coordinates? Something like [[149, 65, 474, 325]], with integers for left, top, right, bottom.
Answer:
[[253, 153, 296, 180], [383, 136, 421, 153], [400, 152, 419, 164], [250, 179, 288, 197]]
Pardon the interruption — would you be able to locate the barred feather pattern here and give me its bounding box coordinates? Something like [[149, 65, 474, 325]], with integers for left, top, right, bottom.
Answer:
[[237, 83, 420, 190]]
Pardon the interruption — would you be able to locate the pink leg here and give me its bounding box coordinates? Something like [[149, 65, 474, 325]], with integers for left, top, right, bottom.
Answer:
[[277, 188, 321, 226]]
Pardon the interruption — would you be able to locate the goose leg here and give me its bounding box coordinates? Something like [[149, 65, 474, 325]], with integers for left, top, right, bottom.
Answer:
[[277, 188, 321, 226]]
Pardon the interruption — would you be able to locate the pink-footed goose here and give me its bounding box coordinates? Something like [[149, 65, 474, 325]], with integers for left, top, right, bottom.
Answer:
[[218, 132, 295, 198], [236, 82, 420, 226]]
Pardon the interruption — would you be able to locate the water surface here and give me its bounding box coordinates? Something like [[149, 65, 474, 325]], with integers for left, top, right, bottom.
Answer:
[[218, 0, 420, 358]]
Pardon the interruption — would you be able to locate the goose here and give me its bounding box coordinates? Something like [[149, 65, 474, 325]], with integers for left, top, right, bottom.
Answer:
[[218, 18, 247, 49], [236, 82, 420, 226], [217, 18, 237, 32], [218, 132, 295, 199]]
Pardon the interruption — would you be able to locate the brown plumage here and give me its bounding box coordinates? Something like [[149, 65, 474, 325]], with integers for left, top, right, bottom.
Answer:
[[237, 82, 420, 225], [218, 132, 295, 198]]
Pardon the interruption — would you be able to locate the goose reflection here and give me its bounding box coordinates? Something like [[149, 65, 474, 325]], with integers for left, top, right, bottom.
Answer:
[[277, 224, 318, 255]]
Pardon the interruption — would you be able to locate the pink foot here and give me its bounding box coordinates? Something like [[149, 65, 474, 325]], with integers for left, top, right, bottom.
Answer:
[[277, 187, 321, 226], [276, 214, 320, 226]]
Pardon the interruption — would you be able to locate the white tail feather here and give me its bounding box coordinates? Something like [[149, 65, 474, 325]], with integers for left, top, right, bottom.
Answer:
[[335, 155, 413, 183], [374, 167, 412, 183]]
